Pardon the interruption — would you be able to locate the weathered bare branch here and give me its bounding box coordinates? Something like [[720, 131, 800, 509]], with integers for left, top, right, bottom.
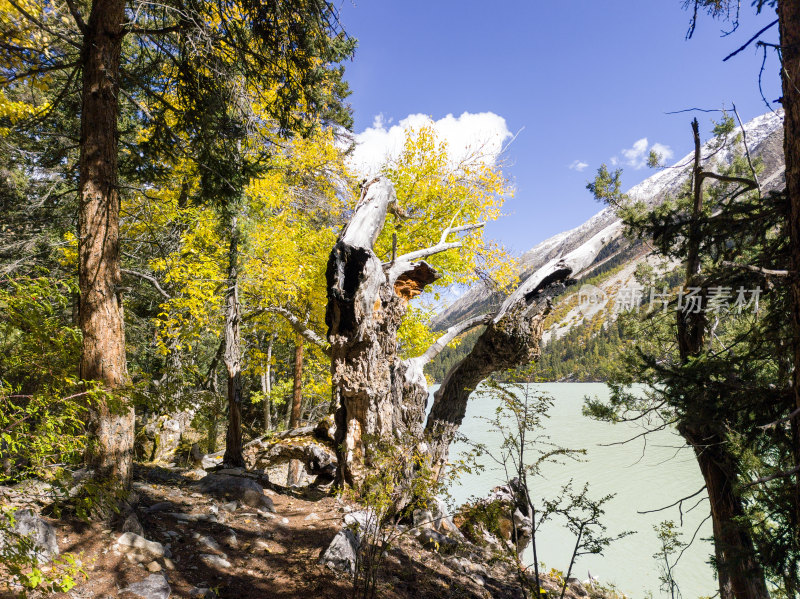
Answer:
[[732, 103, 762, 195], [744, 465, 800, 488], [701, 170, 758, 190], [63, 0, 87, 33], [722, 18, 778, 62], [254, 306, 331, 356], [759, 405, 800, 430], [720, 260, 790, 277], [340, 177, 395, 250], [498, 221, 624, 318], [637, 485, 707, 515], [121, 268, 171, 299], [418, 314, 491, 366], [387, 221, 485, 283]]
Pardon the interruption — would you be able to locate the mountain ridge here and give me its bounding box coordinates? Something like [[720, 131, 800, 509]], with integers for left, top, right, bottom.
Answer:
[[432, 110, 786, 330]]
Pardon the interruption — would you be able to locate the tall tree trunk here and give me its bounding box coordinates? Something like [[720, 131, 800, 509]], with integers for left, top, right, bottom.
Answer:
[[778, 0, 800, 543], [675, 120, 768, 599], [680, 425, 770, 599], [78, 0, 134, 490], [223, 214, 245, 467], [207, 368, 221, 453], [287, 335, 304, 485], [261, 334, 274, 432]]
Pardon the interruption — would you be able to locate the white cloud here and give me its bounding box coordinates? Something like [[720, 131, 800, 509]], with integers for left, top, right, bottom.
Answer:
[[619, 138, 674, 169], [569, 160, 589, 172], [651, 142, 674, 162], [349, 111, 512, 176]]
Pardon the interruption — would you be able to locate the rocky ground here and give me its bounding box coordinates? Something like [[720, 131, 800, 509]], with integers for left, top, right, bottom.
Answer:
[[0, 464, 625, 599]]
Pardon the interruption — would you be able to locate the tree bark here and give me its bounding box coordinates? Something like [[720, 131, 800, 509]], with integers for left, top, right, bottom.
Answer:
[[287, 335, 304, 485], [223, 213, 245, 467], [326, 178, 439, 486], [424, 300, 552, 474], [778, 0, 800, 544], [325, 176, 612, 488], [680, 425, 769, 599], [261, 334, 274, 432], [78, 0, 134, 490], [674, 120, 768, 599]]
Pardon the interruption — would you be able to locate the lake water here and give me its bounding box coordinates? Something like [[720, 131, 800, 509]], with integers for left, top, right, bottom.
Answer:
[[443, 382, 717, 599]]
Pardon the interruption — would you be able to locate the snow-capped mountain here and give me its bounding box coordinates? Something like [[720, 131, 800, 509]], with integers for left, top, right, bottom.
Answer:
[[432, 110, 786, 330]]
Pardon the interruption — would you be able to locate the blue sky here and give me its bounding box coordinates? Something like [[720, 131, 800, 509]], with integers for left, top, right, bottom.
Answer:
[[338, 1, 782, 254]]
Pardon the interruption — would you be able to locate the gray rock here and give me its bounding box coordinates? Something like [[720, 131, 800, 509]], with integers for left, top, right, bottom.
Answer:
[[5, 510, 59, 564], [201, 455, 221, 469], [139, 411, 194, 464], [343, 510, 378, 540], [470, 574, 485, 587], [194, 533, 225, 555], [221, 530, 238, 549], [220, 501, 238, 512], [114, 532, 165, 562], [123, 513, 144, 537], [199, 554, 231, 569], [412, 509, 435, 529], [436, 515, 465, 540], [216, 468, 245, 476], [146, 560, 162, 572], [190, 588, 216, 599], [145, 502, 174, 514], [568, 579, 589, 597], [319, 528, 359, 575], [418, 528, 458, 554], [197, 474, 274, 512], [163, 512, 198, 522], [121, 574, 171, 599]]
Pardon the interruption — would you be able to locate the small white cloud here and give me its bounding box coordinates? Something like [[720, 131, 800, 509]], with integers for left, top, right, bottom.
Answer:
[[619, 138, 674, 169], [610, 156, 619, 166], [569, 160, 589, 172], [621, 138, 649, 169], [350, 111, 512, 177], [650, 142, 674, 162]]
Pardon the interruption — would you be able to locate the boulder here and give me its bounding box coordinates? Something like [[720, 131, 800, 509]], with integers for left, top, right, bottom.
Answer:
[[343, 510, 379, 540], [123, 513, 144, 537], [568, 579, 590, 597], [418, 528, 458, 554], [4, 509, 59, 563], [138, 411, 195, 464], [121, 574, 171, 599], [113, 532, 165, 563], [412, 509, 435, 529], [200, 554, 231, 569], [252, 438, 336, 483], [456, 478, 533, 556], [319, 528, 359, 575], [197, 474, 274, 512]]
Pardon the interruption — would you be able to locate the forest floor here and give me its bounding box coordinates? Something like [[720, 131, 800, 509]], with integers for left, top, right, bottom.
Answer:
[[5, 464, 561, 599]]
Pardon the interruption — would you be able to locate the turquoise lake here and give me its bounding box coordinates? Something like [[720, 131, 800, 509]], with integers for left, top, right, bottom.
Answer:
[[442, 382, 717, 599]]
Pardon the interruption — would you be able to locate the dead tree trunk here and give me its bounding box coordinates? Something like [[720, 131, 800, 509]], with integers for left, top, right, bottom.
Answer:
[[325, 176, 619, 487], [78, 0, 134, 490]]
